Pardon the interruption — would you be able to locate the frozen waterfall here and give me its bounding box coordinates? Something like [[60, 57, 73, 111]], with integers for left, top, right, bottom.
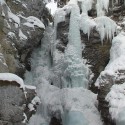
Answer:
[[24, 0, 117, 125], [62, 4, 89, 88]]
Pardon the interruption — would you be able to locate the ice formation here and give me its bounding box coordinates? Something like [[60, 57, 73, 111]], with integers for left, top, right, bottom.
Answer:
[[80, 0, 93, 14], [26, 4, 102, 125], [61, 4, 89, 88], [95, 16, 117, 43], [96, 0, 109, 16], [80, 14, 96, 39], [24, 0, 120, 125]]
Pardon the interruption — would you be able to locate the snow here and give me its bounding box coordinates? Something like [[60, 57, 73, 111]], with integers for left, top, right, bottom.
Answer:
[[25, 16, 45, 29], [46, 0, 57, 15], [31, 96, 41, 105], [8, 32, 16, 38], [0, 73, 25, 89], [28, 96, 41, 111], [22, 113, 27, 123], [19, 15, 45, 29], [28, 103, 35, 111], [8, 11, 20, 26], [25, 85, 36, 90], [22, 3, 27, 8], [106, 83, 125, 120], [19, 29, 27, 40]]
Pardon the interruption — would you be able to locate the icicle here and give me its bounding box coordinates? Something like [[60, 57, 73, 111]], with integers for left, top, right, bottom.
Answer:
[[80, 14, 96, 39], [95, 16, 117, 42]]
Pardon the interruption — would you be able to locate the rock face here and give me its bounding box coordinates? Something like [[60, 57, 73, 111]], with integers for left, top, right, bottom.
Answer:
[[96, 31, 125, 124], [97, 70, 125, 125], [0, 80, 35, 125], [0, 0, 52, 77], [97, 74, 115, 125]]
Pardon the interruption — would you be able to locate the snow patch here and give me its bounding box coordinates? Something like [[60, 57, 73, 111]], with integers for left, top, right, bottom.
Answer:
[[0, 73, 25, 89], [8, 11, 20, 26], [19, 29, 27, 40]]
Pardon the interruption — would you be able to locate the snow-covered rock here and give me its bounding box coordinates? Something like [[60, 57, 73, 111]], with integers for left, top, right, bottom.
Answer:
[[0, 73, 24, 88], [0, 73, 36, 125], [0, 0, 50, 76], [95, 32, 125, 124]]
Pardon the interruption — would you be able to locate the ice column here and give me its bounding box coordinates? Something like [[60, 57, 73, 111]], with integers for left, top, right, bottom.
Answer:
[[62, 4, 88, 88]]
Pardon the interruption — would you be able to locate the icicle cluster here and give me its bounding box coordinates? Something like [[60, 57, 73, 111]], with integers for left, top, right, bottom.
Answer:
[[62, 4, 89, 88], [95, 16, 117, 43], [80, 14, 96, 39]]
